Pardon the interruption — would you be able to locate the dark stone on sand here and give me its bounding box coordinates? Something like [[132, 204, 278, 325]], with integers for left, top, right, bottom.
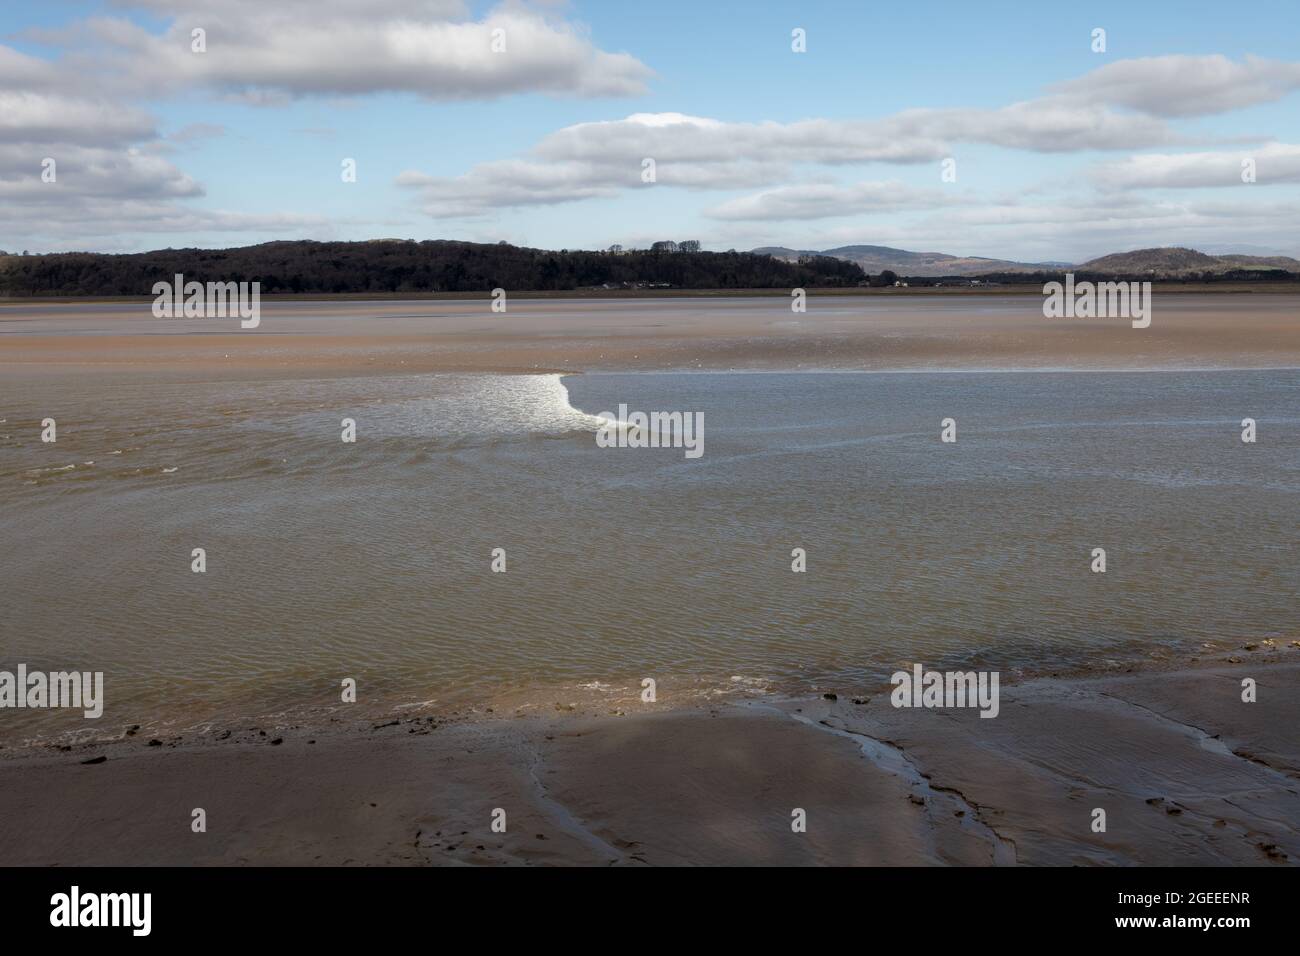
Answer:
[[81, 755, 106, 765]]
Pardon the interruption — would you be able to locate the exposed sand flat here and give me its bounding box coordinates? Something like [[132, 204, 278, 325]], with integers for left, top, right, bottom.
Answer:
[[1091, 668, 1300, 778], [2, 294, 1298, 376], [1, 663, 1295, 866], [813, 663, 1300, 866]]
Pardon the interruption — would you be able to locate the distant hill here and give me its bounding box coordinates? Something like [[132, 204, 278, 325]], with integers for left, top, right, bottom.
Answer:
[[755, 243, 1300, 278], [752, 244, 1068, 276], [0, 240, 866, 297], [1079, 247, 1300, 275], [1217, 254, 1300, 270]]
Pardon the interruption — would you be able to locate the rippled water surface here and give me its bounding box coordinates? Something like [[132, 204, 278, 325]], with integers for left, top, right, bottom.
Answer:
[[1, 367, 1297, 742]]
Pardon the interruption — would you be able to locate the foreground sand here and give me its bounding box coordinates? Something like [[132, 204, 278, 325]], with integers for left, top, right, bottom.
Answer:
[[2, 661, 1296, 866]]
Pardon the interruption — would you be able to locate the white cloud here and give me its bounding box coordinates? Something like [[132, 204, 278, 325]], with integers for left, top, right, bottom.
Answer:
[[0, 90, 156, 146], [0, 42, 201, 240], [398, 101, 1182, 217], [914, 98, 1178, 152], [533, 102, 1176, 165], [1092, 143, 1300, 189], [0, 36, 252, 249], [69, 1, 652, 101], [532, 112, 948, 165], [705, 181, 959, 221], [0, 199, 345, 251], [0, 143, 201, 202], [1053, 54, 1300, 117], [397, 159, 624, 218]]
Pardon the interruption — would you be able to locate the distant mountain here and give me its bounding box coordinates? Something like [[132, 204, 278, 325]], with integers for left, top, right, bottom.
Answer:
[[752, 244, 1068, 276], [754, 243, 1300, 278], [1217, 254, 1300, 270], [1080, 247, 1300, 275]]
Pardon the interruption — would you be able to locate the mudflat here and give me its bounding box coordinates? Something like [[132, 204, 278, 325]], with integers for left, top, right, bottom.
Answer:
[[1, 660, 1296, 866], [3, 294, 1298, 376]]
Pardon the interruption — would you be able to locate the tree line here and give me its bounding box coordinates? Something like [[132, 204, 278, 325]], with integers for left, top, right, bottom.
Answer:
[[0, 240, 868, 296]]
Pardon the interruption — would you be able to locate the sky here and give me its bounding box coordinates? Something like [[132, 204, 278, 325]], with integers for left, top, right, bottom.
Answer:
[[3, 0, 1300, 262]]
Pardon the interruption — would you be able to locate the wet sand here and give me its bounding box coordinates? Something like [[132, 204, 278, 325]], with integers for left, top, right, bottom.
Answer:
[[3, 294, 1299, 376], [1, 658, 1296, 866]]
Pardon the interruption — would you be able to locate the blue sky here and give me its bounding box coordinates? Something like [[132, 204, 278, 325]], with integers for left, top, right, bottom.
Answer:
[[3, 0, 1299, 261]]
